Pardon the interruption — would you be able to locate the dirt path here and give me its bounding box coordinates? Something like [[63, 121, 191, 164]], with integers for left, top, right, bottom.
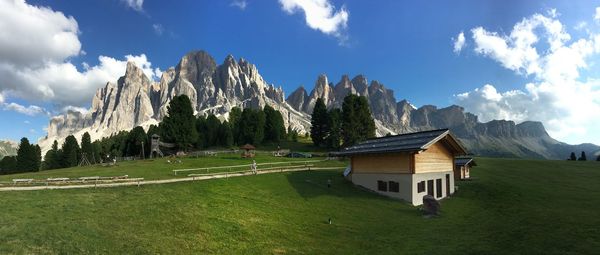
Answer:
[[0, 167, 343, 192]]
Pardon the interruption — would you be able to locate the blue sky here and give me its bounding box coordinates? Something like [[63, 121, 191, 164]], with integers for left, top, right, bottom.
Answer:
[[1, 0, 600, 145]]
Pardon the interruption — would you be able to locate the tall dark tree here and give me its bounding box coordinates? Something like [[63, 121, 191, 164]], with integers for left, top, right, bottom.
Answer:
[[126, 126, 147, 157], [597, 154, 600, 161], [16, 137, 39, 172], [238, 108, 266, 145], [205, 114, 221, 147], [160, 95, 198, 150], [341, 94, 376, 147], [325, 108, 342, 150], [578, 151, 587, 161], [263, 105, 286, 144], [61, 135, 80, 167], [569, 152, 577, 161], [81, 132, 94, 161], [44, 140, 61, 170], [195, 116, 208, 148], [0, 156, 17, 174], [310, 98, 329, 146], [229, 107, 242, 144], [219, 121, 234, 147]]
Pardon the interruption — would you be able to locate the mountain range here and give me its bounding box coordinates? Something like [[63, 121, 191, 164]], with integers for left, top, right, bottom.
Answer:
[[38, 50, 600, 159], [0, 140, 18, 159]]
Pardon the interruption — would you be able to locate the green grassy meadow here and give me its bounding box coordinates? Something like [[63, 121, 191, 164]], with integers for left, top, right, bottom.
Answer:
[[0, 158, 599, 254]]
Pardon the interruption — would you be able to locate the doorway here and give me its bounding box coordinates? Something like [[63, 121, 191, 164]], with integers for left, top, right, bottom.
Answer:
[[427, 180, 434, 196]]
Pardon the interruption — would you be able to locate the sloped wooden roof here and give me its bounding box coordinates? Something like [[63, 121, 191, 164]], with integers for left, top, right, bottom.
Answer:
[[455, 157, 477, 166], [331, 129, 468, 156]]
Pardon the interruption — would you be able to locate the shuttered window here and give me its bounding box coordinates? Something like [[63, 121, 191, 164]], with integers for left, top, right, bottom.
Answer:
[[436, 179, 442, 198]]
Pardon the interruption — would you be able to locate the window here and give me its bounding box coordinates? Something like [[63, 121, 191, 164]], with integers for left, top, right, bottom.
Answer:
[[427, 180, 434, 196], [417, 181, 425, 193], [377, 180, 387, 192], [388, 181, 399, 192], [436, 179, 442, 198]]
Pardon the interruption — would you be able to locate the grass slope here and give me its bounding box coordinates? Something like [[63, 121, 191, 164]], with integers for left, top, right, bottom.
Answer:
[[0, 158, 599, 254], [0, 154, 344, 183]]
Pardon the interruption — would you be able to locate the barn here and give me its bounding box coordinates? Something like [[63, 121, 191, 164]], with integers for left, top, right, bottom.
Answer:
[[333, 129, 468, 205]]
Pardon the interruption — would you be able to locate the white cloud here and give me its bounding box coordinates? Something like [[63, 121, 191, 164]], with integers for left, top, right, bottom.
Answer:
[[24, 120, 30, 124], [0, 0, 81, 68], [2, 102, 49, 116], [453, 32, 466, 54], [121, 0, 144, 12], [574, 21, 588, 31], [279, 0, 349, 43], [0, 0, 161, 109], [457, 10, 600, 144], [230, 0, 247, 10], [152, 24, 164, 35], [595, 7, 600, 22]]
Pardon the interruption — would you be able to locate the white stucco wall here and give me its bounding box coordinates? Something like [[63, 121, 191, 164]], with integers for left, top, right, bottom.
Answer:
[[350, 171, 455, 206]]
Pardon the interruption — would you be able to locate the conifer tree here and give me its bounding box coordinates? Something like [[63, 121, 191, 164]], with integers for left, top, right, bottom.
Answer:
[[310, 98, 328, 146], [81, 132, 94, 161], [229, 107, 242, 144], [264, 105, 286, 143], [325, 108, 342, 150], [341, 94, 376, 147], [16, 137, 39, 172], [578, 151, 587, 161], [61, 135, 80, 168], [205, 114, 221, 147], [569, 152, 577, 161], [160, 95, 198, 150]]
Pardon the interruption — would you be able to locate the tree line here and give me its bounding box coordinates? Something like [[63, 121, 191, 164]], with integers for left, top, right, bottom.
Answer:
[[310, 94, 376, 149], [1, 94, 300, 174], [568, 151, 600, 161]]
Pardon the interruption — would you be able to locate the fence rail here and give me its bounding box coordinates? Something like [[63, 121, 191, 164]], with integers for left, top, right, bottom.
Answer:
[[172, 159, 327, 175]]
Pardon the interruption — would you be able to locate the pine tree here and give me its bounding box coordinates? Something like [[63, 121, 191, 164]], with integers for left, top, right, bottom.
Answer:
[[310, 98, 329, 146], [239, 108, 266, 145], [229, 107, 242, 145], [578, 151, 587, 161], [126, 126, 147, 157], [325, 108, 342, 150], [597, 154, 600, 161], [44, 140, 60, 170], [205, 114, 221, 147], [16, 137, 39, 172], [80, 132, 94, 163], [219, 121, 234, 147], [569, 152, 577, 161], [341, 94, 376, 147], [61, 135, 80, 168], [160, 95, 198, 151], [264, 105, 286, 144], [195, 116, 208, 148]]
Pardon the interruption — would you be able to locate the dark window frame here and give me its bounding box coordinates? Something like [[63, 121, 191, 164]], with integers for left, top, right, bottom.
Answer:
[[417, 181, 425, 193], [388, 181, 399, 193], [377, 180, 388, 192], [436, 179, 443, 198]]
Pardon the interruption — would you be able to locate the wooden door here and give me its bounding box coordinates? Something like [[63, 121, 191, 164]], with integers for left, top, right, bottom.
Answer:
[[427, 180, 434, 196]]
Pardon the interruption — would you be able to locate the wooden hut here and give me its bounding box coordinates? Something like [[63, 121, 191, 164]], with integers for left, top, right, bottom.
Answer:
[[332, 129, 468, 205], [240, 144, 256, 158], [454, 157, 476, 180]]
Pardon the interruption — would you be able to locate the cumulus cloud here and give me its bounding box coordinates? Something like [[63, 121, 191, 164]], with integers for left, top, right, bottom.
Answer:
[[121, 0, 144, 12], [453, 32, 466, 54], [279, 0, 349, 43], [456, 9, 600, 144], [0, 0, 81, 68], [595, 7, 600, 22], [230, 0, 248, 10], [2, 102, 49, 116], [0, 0, 161, 110]]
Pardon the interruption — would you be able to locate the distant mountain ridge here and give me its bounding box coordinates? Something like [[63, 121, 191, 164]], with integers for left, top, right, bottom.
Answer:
[[0, 140, 18, 159], [38, 50, 599, 159]]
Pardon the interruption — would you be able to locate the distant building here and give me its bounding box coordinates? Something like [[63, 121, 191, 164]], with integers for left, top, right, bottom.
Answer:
[[332, 129, 468, 205], [454, 157, 476, 180]]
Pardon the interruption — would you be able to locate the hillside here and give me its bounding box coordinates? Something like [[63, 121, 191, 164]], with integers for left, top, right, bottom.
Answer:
[[39, 50, 599, 159], [0, 158, 598, 253]]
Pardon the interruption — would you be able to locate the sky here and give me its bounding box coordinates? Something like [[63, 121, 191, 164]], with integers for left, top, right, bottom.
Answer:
[[1, 0, 600, 145]]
